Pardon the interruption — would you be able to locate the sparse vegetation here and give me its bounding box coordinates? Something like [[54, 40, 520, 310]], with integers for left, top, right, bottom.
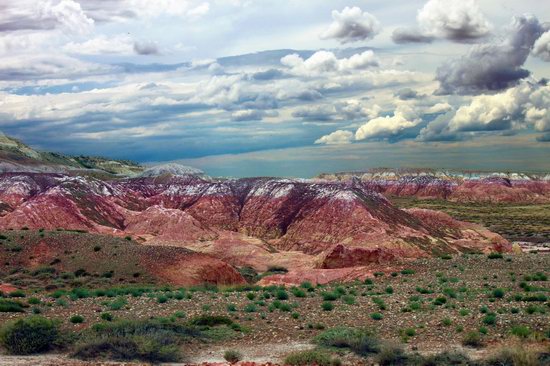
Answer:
[[0, 316, 61, 355]]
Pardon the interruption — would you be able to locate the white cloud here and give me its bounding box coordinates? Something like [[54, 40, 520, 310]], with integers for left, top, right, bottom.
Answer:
[[420, 82, 550, 140], [63, 34, 134, 55], [426, 102, 452, 114], [125, 0, 209, 19], [320, 6, 381, 44], [533, 30, 550, 62], [0, 53, 113, 82], [281, 50, 378, 76], [315, 130, 353, 145], [231, 109, 277, 121], [417, 0, 491, 41], [393, 0, 491, 44], [0, 0, 94, 34], [355, 104, 421, 140], [448, 83, 532, 132]]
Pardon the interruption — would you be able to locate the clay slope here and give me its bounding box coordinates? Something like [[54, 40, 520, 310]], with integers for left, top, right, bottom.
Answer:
[[0, 230, 245, 287], [319, 169, 550, 203], [0, 172, 510, 283]]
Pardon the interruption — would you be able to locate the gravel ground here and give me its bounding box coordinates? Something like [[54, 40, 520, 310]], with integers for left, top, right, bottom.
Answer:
[[0, 253, 548, 365]]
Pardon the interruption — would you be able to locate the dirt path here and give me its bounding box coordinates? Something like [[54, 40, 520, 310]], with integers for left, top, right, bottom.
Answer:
[[0, 342, 313, 366], [183, 341, 314, 364], [0, 355, 145, 366]]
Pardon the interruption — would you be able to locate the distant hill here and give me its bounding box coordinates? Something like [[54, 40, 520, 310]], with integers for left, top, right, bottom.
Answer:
[[0, 132, 143, 176]]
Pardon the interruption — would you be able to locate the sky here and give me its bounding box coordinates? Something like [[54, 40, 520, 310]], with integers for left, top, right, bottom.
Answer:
[[1, 0, 550, 177]]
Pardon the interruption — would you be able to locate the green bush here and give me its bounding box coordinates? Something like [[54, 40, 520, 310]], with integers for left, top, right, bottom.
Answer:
[[27, 297, 41, 305], [487, 252, 503, 259], [244, 303, 257, 313], [370, 313, 383, 321], [284, 349, 340, 366], [321, 292, 339, 301], [70, 315, 85, 324], [510, 325, 531, 339], [484, 345, 539, 366], [275, 289, 289, 300], [422, 351, 472, 365], [9, 290, 26, 298], [342, 295, 355, 305], [462, 331, 482, 348], [0, 316, 60, 355], [100, 313, 113, 322], [376, 342, 408, 366], [189, 315, 233, 327], [291, 287, 306, 298], [483, 313, 497, 325], [0, 299, 26, 312], [492, 288, 505, 299], [72, 319, 198, 363], [321, 302, 334, 311], [107, 297, 127, 311], [315, 327, 379, 356], [279, 303, 291, 312], [223, 349, 242, 363]]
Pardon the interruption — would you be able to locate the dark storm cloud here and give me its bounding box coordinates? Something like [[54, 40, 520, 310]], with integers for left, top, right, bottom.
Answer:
[[292, 106, 336, 122], [0, 18, 57, 32], [436, 15, 545, 95], [395, 88, 423, 100], [417, 112, 463, 142], [391, 28, 434, 44], [133, 41, 160, 55], [250, 69, 287, 81]]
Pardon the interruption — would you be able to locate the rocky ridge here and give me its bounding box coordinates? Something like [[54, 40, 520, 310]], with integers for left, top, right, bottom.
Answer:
[[0, 169, 510, 285], [317, 169, 550, 203]]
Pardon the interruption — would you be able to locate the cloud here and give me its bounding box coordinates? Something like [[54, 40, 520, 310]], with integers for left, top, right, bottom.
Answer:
[[426, 102, 452, 114], [315, 130, 353, 145], [77, 0, 210, 22], [392, 0, 491, 44], [417, 0, 491, 42], [533, 30, 550, 61], [133, 40, 160, 55], [436, 15, 545, 95], [63, 34, 134, 55], [231, 109, 277, 122], [337, 100, 381, 121], [292, 105, 336, 122], [281, 50, 378, 76], [292, 101, 380, 122], [319, 6, 381, 44], [392, 28, 434, 44], [355, 104, 421, 140], [0, 53, 114, 81], [0, 0, 94, 34], [395, 88, 423, 100], [420, 82, 550, 141]]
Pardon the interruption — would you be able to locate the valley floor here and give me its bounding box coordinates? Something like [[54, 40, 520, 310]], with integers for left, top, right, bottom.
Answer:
[[0, 253, 548, 365]]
